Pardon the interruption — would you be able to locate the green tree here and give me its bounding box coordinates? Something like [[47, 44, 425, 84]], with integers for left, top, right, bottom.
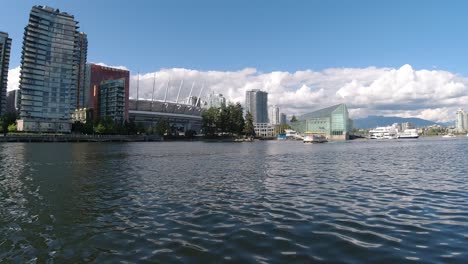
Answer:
[[290, 115, 298, 122], [155, 119, 170, 136], [95, 123, 106, 134], [230, 102, 245, 136], [202, 107, 219, 137], [8, 124, 17, 132], [1, 113, 17, 135], [244, 111, 255, 137]]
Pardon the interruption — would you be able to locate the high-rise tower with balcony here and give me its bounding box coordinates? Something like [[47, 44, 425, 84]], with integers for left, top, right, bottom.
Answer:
[[0, 31, 12, 117], [245, 89, 268, 123], [17, 6, 85, 132]]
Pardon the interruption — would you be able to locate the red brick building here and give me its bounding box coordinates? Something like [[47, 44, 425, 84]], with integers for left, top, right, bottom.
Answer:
[[86, 64, 130, 121]]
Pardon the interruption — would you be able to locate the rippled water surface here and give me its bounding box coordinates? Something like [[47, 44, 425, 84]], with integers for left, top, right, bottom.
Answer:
[[1, 138, 468, 263]]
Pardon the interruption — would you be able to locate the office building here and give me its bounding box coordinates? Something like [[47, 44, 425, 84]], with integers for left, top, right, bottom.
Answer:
[[245, 89, 268, 123], [206, 92, 226, 109], [17, 6, 84, 132], [280, 113, 287, 125], [0, 31, 12, 117], [269, 105, 279, 125], [84, 63, 129, 122], [291, 103, 352, 140], [99, 78, 125, 123]]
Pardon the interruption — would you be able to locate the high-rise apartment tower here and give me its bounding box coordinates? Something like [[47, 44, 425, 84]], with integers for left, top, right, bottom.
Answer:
[[17, 6, 86, 132], [0, 31, 12, 117]]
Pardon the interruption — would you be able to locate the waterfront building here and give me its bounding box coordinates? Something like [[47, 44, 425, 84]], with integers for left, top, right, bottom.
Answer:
[[84, 63, 130, 122], [6, 89, 20, 114], [17, 6, 84, 132], [269, 105, 280, 125], [280, 113, 287, 125], [129, 99, 203, 134], [455, 108, 466, 133], [99, 78, 125, 123], [245, 89, 268, 123], [206, 92, 226, 109], [254, 123, 275, 138], [291, 103, 352, 140], [76, 32, 88, 109], [0, 31, 12, 117], [401, 122, 413, 131]]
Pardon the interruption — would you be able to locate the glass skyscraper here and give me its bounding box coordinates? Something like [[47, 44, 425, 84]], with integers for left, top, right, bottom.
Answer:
[[245, 89, 268, 123], [18, 6, 86, 132], [0, 31, 12, 117]]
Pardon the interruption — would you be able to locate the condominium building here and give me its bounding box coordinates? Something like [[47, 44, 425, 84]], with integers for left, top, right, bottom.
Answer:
[[206, 92, 226, 109], [99, 78, 125, 123], [280, 113, 287, 125], [0, 31, 12, 117], [17, 6, 85, 132], [76, 32, 88, 109], [455, 108, 467, 133], [269, 105, 280, 125], [83, 64, 129, 122], [245, 89, 268, 123]]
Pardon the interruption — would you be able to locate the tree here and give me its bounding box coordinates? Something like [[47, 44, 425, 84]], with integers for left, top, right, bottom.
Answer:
[[1, 113, 17, 135], [95, 123, 106, 134], [8, 124, 17, 132], [227, 102, 245, 136], [155, 119, 170, 136], [290, 115, 298, 122], [202, 107, 219, 137], [244, 111, 255, 137]]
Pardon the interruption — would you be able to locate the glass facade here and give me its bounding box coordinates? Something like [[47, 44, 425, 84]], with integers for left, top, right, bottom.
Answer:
[[18, 6, 83, 132], [85, 64, 130, 122], [291, 104, 351, 140], [245, 89, 268, 123], [0, 31, 12, 116], [99, 78, 125, 123]]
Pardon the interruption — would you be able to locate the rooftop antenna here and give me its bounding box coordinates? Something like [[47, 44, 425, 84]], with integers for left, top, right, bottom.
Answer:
[[164, 77, 170, 102], [176, 79, 184, 104], [187, 81, 195, 104]]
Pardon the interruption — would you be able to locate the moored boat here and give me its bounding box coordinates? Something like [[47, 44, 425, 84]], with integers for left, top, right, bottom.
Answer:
[[398, 129, 419, 139], [303, 133, 327, 143], [442, 133, 456, 138]]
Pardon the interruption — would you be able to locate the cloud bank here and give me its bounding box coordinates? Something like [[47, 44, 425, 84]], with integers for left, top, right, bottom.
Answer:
[[9, 64, 468, 122]]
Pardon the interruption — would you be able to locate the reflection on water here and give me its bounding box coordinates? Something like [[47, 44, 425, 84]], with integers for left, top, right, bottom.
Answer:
[[1, 138, 468, 262]]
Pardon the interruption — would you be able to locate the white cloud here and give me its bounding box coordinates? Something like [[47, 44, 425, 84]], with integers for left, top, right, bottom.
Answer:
[[7, 66, 20, 91], [8, 64, 468, 122], [93, 62, 129, 71], [130, 64, 467, 122]]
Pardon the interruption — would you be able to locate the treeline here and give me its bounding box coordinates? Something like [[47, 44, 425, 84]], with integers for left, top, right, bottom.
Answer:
[[201, 102, 255, 137]]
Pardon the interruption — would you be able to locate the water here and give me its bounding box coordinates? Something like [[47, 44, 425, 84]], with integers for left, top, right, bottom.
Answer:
[[1, 138, 468, 263]]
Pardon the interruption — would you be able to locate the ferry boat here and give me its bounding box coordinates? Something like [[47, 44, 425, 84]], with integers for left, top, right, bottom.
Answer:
[[397, 129, 419, 139], [369, 126, 398, 139], [303, 133, 327, 143]]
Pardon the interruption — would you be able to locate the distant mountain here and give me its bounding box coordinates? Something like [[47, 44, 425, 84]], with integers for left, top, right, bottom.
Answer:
[[353, 116, 450, 129]]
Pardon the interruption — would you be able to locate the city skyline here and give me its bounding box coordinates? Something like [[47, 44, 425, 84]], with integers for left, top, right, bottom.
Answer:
[[3, 1, 468, 122]]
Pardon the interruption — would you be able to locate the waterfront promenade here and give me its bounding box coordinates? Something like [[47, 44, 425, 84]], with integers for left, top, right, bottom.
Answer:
[[0, 134, 163, 143]]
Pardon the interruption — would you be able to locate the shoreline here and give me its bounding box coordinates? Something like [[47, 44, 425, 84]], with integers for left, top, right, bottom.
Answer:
[[0, 134, 164, 143]]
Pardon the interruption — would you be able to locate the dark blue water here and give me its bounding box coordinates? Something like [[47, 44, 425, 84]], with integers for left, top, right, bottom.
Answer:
[[1, 138, 468, 263]]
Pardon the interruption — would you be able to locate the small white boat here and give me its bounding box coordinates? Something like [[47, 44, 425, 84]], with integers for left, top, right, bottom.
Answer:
[[442, 133, 456, 138]]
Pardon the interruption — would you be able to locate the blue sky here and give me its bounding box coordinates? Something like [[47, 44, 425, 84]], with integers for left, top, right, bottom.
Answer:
[[2, 0, 468, 74], [2, 0, 468, 122]]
